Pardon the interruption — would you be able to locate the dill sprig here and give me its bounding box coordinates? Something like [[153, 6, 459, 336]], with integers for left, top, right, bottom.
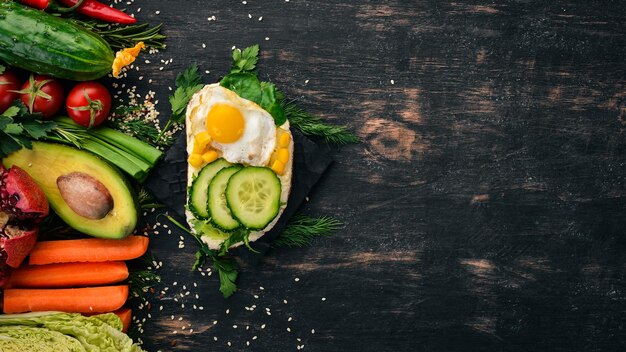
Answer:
[[283, 102, 360, 146], [128, 269, 161, 299], [274, 215, 342, 247], [137, 188, 164, 209]]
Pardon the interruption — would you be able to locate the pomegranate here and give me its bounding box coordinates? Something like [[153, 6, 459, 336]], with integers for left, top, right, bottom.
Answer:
[[0, 165, 49, 285]]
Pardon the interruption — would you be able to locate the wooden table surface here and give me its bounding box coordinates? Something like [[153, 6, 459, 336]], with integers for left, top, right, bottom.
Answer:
[[125, 1, 626, 351]]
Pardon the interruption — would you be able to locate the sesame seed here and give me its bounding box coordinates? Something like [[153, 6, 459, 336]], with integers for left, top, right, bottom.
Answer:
[[390, 79, 395, 84], [294, 277, 300, 282], [155, 10, 160, 14]]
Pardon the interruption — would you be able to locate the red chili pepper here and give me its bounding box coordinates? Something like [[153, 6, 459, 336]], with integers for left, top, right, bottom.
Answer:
[[18, 0, 50, 10], [57, 0, 136, 24]]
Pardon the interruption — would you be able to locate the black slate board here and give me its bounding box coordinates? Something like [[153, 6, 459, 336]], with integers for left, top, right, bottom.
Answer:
[[144, 130, 333, 265]]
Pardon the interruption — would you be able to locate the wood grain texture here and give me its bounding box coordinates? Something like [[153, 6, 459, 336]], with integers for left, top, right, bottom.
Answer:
[[118, 0, 626, 351]]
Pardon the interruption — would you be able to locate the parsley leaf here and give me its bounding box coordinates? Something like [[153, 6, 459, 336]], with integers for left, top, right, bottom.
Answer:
[[157, 64, 204, 142], [170, 64, 204, 123], [0, 106, 56, 158], [165, 215, 240, 298], [230, 44, 259, 74], [213, 256, 238, 298]]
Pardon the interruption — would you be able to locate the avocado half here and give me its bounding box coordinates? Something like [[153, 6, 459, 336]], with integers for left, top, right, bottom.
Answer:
[[3, 142, 138, 239]]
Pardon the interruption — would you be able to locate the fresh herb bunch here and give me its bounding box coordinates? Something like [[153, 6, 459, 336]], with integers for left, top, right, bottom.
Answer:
[[0, 104, 56, 158]]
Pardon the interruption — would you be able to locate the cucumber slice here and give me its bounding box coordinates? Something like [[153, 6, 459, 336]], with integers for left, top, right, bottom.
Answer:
[[208, 166, 243, 230], [225, 167, 281, 230], [189, 158, 232, 219]]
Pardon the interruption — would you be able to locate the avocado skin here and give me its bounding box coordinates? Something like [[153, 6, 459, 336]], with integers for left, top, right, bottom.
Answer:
[[3, 142, 139, 239]]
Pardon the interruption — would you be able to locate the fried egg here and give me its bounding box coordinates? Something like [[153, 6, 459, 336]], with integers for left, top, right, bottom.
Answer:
[[185, 84, 294, 250], [187, 84, 276, 166]]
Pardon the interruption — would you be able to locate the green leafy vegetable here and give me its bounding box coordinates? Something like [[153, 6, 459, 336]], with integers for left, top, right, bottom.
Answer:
[[230, 44, 259, 74], [165, 215, 240, 298], [220, 46, 287, 125], [283, 102, 360, 145], [213, 256, 238, 298], [0, 63, 5, 74], [158, 64, 204, 142], [0, 105, 56, 158], [0, 312, 144, 352], [221, 72, 262, 102], [274, 215, 342, 247]]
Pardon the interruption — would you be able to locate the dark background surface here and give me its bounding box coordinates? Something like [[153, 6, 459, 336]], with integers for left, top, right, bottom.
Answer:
[[121, 1, 626, 351]]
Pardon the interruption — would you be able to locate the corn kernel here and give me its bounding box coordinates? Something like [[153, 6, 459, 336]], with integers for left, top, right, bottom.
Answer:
[[271, 160, 285, 175], [202, 150, 219, 163], [192, 142, 206, 154], [279, 132, 291, 148], [277, 148, 289, 164], [188, 154, 203, 168], [195, 132, 212, 147], [193, 132, 212, 154]]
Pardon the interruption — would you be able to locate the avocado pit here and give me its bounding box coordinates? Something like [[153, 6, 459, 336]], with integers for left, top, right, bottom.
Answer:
[[57, 172, 114, 220]]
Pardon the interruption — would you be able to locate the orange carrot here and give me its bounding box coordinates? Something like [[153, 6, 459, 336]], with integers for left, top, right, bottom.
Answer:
[[29, 236, 149, 265], [3, 285, 128, 314], [6, 261, 129, 288], [114, 307, 132, 333]]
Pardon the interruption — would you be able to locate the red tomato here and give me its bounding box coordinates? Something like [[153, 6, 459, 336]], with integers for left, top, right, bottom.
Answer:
[[66, 82, 112, 128], [0, 69, 21, 114], [18, 75, 64, 119]]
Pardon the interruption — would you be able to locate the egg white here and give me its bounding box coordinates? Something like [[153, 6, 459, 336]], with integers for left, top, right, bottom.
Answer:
[[185, 84, 294, 250]]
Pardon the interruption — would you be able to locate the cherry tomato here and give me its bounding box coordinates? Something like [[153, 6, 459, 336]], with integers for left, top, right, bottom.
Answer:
[[0, 69, 21, 114], [66, 81, 112, 128], [18, 75, 64, 119]]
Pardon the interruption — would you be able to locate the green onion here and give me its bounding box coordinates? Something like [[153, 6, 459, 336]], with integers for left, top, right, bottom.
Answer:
[[48, 117, 163, 182]]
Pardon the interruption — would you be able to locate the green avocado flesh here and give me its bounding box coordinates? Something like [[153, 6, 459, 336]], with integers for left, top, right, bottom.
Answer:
[[3, 142, 138, 239]]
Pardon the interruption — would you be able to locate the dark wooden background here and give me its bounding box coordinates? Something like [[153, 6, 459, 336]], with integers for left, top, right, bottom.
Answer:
[[121, 0, 626, 351]]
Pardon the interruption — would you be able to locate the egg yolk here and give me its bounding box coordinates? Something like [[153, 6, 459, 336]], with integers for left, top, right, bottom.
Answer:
[[206, 104, 245, 143]]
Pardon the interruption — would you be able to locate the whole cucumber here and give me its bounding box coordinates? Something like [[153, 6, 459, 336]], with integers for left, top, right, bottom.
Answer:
[[0, 1, 114, 81]]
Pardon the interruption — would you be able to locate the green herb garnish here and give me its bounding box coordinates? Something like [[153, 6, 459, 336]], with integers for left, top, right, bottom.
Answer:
[[71, 20, 166, 50], [157, 64, 204, 142], [230, 44, 259, 74], [165, 215, 240, 298], [220, 46, 286, 125], [274, 215, 342, 247], [0, 105, 56, 158], [283, 102, 359, 145]]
